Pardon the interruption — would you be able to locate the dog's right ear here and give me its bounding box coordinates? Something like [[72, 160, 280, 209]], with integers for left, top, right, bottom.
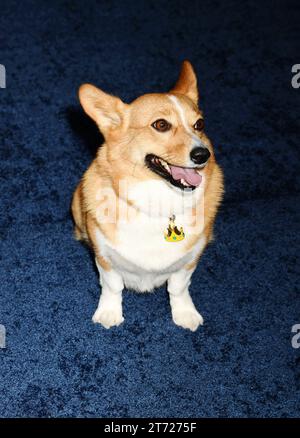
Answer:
[[78, 84, 128, 134], [170, 60, 198, 104]]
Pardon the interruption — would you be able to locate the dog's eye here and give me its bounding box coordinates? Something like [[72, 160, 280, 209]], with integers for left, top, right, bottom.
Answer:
[[151, 119, 171, 132], [194, 118, 204, 131]]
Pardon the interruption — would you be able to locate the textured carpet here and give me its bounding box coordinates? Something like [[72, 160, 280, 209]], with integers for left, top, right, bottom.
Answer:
[[0, 0, 300, 418]]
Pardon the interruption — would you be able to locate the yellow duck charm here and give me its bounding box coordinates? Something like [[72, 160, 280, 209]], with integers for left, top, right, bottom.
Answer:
[[164, 215, 185, 242]]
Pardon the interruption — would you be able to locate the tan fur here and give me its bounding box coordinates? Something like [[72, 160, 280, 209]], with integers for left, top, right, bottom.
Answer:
[[71, 181, 87, 241], [170, 60, 199, 103], [86, 213, 111, 271]]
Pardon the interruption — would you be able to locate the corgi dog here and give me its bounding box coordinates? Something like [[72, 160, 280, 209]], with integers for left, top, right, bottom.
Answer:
[[72, 61, 223, 331]]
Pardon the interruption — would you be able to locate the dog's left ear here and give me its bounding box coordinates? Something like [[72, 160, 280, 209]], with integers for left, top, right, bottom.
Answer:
[[78, 84, 128, 135], [170, 60, 198, 104]]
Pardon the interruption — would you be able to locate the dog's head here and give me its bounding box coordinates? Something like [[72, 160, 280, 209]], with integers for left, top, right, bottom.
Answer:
[[79, 61, 214, 191]]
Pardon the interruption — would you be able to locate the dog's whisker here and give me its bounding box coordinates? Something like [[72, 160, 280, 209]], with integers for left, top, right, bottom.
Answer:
[[158, 154, 177, 163]]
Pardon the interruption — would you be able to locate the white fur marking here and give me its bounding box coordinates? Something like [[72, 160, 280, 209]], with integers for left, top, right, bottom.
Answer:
[[168, 95, 198, 140]]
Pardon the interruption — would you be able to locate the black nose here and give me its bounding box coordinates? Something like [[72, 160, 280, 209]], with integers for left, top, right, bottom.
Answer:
[[190, 147, 211, 164]]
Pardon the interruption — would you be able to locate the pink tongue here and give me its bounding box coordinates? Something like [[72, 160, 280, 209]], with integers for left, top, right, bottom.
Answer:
[[170, 165, 202, 187]]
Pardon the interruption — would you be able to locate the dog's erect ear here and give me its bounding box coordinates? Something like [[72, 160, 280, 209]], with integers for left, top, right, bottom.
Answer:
[[170, 60, 198, 104], [78, 84, 128, 133]]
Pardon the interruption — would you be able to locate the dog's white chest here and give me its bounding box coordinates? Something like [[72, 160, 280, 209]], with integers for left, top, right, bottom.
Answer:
[[116, 213, 188, 271], [95, 180, 206, 291], [96, 211, 206, 291], [96, 214, 200, 292]]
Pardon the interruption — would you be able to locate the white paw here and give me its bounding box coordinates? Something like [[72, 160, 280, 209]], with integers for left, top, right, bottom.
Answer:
[[92, 306, 124, 329], [172, 307, 204, 332]]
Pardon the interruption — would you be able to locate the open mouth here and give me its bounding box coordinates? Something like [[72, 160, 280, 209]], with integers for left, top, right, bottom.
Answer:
[[145, 154, 203, 190]]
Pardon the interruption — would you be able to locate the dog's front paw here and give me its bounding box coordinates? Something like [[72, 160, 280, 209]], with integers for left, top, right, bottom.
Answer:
[[172, 307, 204, 332], [92, 306, 124, 329]]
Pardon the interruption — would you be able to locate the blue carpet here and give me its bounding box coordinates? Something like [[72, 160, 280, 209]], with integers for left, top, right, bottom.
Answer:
[[0, 0, 300, 418]]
